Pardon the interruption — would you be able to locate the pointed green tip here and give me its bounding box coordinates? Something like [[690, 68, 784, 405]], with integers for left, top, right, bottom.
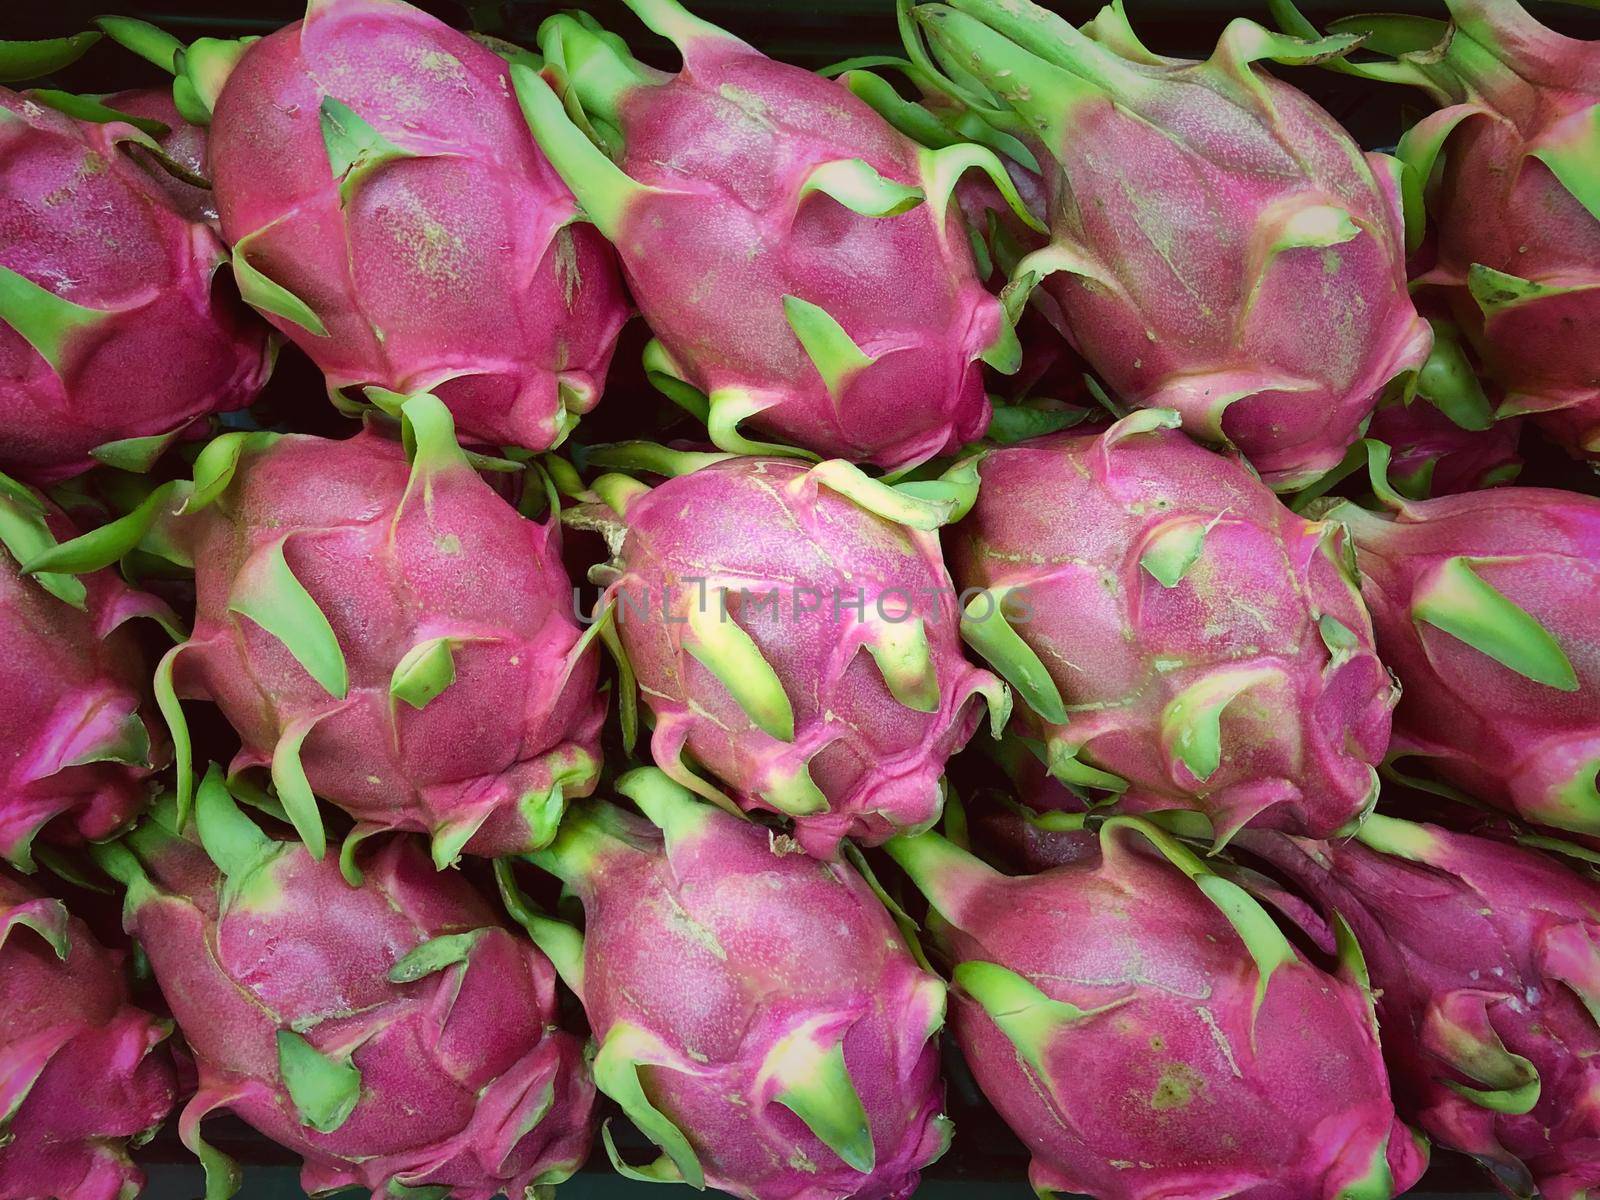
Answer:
[[538, 12, 657, 128], [276, 1029, 361, 1134], [0, 32, 104, 84], [511, 59, 646, 238]]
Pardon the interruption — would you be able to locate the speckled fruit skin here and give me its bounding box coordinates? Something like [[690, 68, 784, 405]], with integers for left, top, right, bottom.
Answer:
[[0, 483, 171, 871], [598, 456, 1004, 858], [949, 412, 1394, 843], [520, 0, 1020, 472], [517, 778, 951, 1200], [105, 801, 596, 1200], [1398, 1, 1600, 461], [0, 869, 176, 1200], [1335, 485, 1600, 837], [0, 88, 271, 484], [1244, 815, 1600, 1200], [910, 0, 1433, 490], [886, 823, 1427, 1200], [161, 410, 604, 862], [207, 0, 627, 451]]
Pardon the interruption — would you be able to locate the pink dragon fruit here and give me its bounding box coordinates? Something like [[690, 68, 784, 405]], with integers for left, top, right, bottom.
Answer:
[[580, 448, 1007, 858], [1280, 0, 1600, 460], [826, 63, 1051, 277], [96, 770, 596, 1200], [961, 793, 1096, 875], [0, 869, 176, 1200], [1367, 403, 1522, 500], [1326, 462, 1600, 836], [28, 393, 604, 866], [948, 410, 1395, 844], [516, 0, 1042, 472], [499, 768, 951, 1200], [883, 820, 1427, 1200], [104, 88, 216, 225], [960, 738, 1097, 874], [1364, 314, 1522, 498], [0, 87, 271, 485], [150, 0, 629, 452], [0, 473, 173, 870], [907, 0, 1433, 490], [1241, 814, 1600, 1199]]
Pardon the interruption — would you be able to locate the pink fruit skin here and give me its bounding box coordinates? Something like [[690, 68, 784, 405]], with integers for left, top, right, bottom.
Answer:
[[0, 496, 171, 870], [950, 419, 1394, 842], [1367, 401, 1523, 497], [604, 458, 1001, 858], [1039, 82, 1430, 489], [918, 5, 1432, 489], [168, 423, 603, 858], [0, 89, 272, 485], [1405, 2, 1600, 459], [207, 0, 627, 451], [105, 88, 216, 226], [538, 797, 949, 1200], [1337, 487, 1600, 835], [119, 827, 595, 1199], [0, 871, 175, 1200], [1243, 820, 1600, 1200], [892, 826, 1425, 1200], [965, 746, 1098, 874], [565, 33, 1001, 469]]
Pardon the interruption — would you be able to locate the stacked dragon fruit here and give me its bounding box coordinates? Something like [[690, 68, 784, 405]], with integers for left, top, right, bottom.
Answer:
[[1, 0, 1598, 1196]]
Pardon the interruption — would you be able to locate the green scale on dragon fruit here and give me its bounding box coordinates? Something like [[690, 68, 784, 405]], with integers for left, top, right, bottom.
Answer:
[[0, 869, 176, 1200], [575, 445, 1008, 859], [515, 0, 1044, 474], [101, 0, 629, 453], [1364, 316, 1523, 500], [26, 393, 604, 869], [94, 769, 596, 1200], [1241, 814, 1600, 1200], [498, 768, 951, 1200], [0, 86, 271, 485], [902, 0, 1433, 491], [885, 821, 1428, 1200], [0, 472, 175, 871], [948, 410, 1395, 847], [1276, 0, 1600, 462], [1325, 446, 1600, 837]]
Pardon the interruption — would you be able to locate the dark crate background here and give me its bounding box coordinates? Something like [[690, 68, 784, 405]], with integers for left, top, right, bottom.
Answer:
[[8, 0, 1600, 1197]]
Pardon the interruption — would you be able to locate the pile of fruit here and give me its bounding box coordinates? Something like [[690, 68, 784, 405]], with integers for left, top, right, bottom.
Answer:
[[2, 0, 1598, 1196]]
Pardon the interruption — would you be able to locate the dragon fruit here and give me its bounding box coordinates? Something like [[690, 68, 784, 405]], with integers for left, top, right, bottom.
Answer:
[[883, 821, 1426, 1200], [907, 0, 1433, 490], [27, 393, 604, 867], [0, 869, 176, 1200], [96, 770, 596, 1200], [515, 0, 1042, 472], [104, 88, 216, 225], [499, 768, 951, 1200], [0, 87, 271, 485], [135, 0, 630, 452], [948, 409, 1394, 844], [961, 793, 1096, 875], [959, 738, 1097, 874], [1367, 401, 1522, 500], [0, 473, 172, 870], [1280, 0, 1600, 460], [580, 448, 1007, 858], [1363, 314, 1522, 498], [1326, 464, 1600, 836], [1240, 814, 1600, 1199]]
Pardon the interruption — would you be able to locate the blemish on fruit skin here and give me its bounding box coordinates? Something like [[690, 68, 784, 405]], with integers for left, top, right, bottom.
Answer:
[[1149, 1061, 1205, 1111], [436, 533, 462, 555]]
